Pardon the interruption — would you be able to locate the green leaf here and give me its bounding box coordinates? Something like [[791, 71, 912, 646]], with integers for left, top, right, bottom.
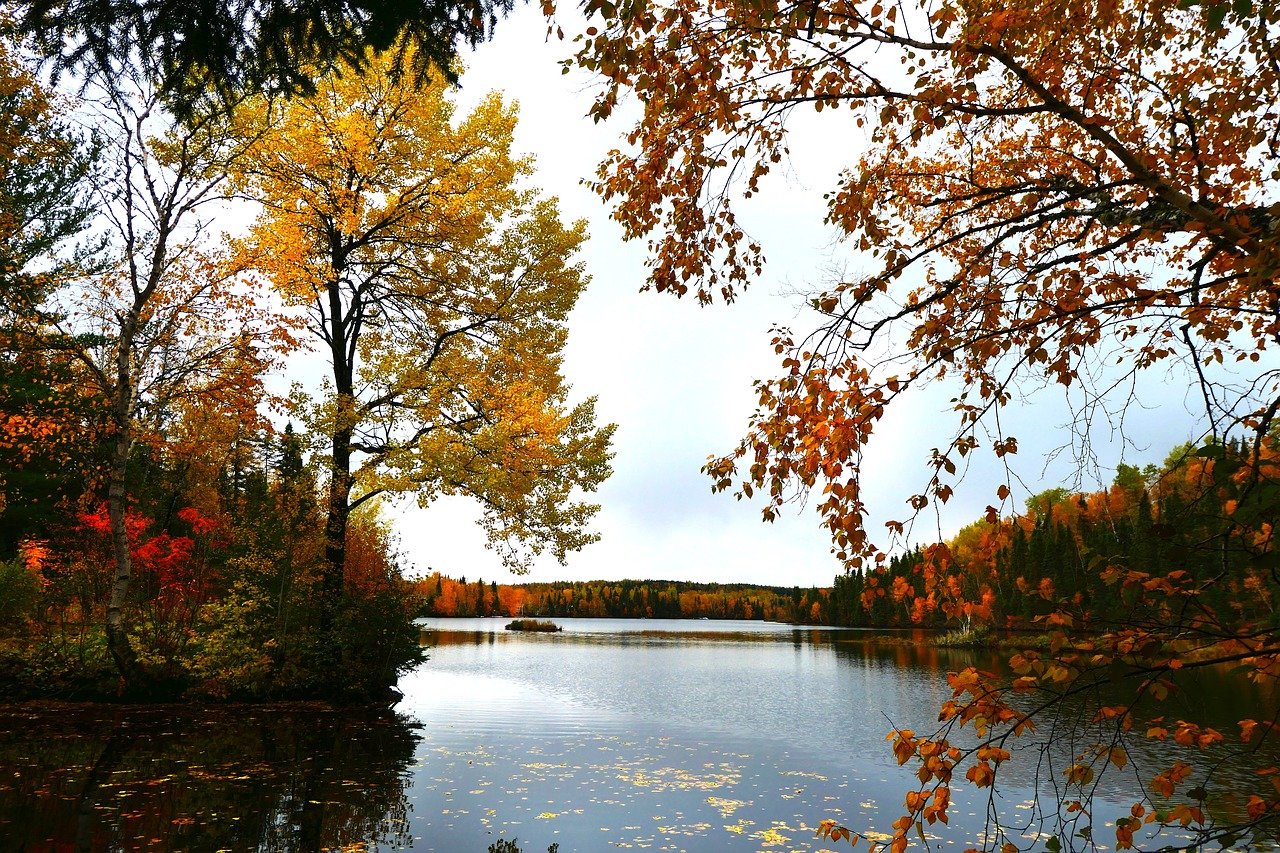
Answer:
[[1045, 837, 1062, 853], [1210, 458, 1242, 479]]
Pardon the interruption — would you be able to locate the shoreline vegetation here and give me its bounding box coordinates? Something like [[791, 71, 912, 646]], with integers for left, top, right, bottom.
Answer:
[[504, 619, 562, 632], [0, 613, 1247, 709], [0, 626, 1039, 711], [4, 435, 1273, 703]]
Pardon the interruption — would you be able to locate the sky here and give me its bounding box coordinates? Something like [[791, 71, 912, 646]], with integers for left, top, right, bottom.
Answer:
[[377, 5, 1209, 588]]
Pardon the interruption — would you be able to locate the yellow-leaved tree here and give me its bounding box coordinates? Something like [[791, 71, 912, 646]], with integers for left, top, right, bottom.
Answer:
[[229, 50, 614, 613]]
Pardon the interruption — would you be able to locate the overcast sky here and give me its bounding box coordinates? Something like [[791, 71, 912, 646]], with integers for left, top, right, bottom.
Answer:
[[380, 5, 1207, 588]]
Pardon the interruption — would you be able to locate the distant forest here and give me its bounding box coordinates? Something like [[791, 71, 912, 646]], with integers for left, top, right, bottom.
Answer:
[[417, 573, 834, 623], [419, 437, 1279, 631]]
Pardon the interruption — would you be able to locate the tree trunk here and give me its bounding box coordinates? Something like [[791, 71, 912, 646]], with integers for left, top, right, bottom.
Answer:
[[104, 325, 139, 689], [322, 268, 354, 601], [323, 421, 352, 601]]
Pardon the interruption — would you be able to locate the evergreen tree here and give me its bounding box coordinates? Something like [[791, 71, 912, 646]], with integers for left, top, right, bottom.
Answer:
[[17, 0, 516, 116]]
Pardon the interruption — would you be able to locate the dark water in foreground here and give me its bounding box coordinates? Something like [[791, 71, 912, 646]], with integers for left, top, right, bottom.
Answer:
[[1, 618, 1275, 852]]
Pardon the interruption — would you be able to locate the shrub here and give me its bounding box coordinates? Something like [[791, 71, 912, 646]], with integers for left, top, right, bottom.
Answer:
[[504, 619, 561, 633], [0, 556, 41, 633]]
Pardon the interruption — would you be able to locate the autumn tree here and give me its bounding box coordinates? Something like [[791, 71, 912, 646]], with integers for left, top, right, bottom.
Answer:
[[230, 49, 613, 610], [0, 41, 99, 316], [0, 39, 104, 540], [572, 0, 1280, 850], [31, 68, 284, 689]]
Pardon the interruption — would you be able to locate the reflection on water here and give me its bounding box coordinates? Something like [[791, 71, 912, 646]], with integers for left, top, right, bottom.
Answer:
[[1, 619, 1275, 852], [0, 704, 418, 851]]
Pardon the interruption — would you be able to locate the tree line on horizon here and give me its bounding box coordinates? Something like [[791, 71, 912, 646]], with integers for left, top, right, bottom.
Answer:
[[416, 573, 835, 623], [836, 437, 1279, 632], [420, 436, 1279, 636]]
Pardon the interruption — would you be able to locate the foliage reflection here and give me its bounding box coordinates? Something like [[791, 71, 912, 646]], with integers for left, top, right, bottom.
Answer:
[[0, 704, 419, 851]]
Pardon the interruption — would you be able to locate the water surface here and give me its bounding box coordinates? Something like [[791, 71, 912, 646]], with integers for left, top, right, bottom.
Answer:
[[1, 618, 1274, 852]]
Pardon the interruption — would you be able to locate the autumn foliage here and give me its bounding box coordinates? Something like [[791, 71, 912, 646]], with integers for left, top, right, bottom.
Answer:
[[0, 412, 426, 700], [0, 36, 613, 699], [228, 45, 613, 602], [571, 0, 1280, 848], [0, 23, 621, 700], [1, 0, 1278, 844], [813, 438, 1280, 852], [418, 572, 834, 622]]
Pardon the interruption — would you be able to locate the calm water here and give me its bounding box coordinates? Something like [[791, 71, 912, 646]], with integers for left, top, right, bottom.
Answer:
[[1, 618, 1275, 852]]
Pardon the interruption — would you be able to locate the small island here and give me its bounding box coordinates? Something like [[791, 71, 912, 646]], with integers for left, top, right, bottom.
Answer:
[[504, 619, 563, 633]]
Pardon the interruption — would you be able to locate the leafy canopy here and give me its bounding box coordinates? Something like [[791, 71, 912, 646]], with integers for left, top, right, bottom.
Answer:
[[0, 38, 99, 317], [230, 48, 614, 573], [570, 0, 1280, 851], [574, 0, 1279, 565]]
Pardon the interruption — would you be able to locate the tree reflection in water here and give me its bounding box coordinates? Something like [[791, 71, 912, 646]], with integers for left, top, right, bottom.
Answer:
[[0, 703, 419, 851]]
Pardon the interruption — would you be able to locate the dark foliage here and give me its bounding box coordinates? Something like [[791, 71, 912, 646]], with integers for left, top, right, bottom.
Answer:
[[12, 0, 517, 113], [504, 618, 560, 632]]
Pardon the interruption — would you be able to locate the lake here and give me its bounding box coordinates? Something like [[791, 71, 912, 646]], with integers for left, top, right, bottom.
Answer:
[[1, 618, 1275, 852]]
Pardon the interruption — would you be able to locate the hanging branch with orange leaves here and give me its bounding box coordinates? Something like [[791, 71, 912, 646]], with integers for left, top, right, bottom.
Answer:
[[569, 0, 1280, 849]]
